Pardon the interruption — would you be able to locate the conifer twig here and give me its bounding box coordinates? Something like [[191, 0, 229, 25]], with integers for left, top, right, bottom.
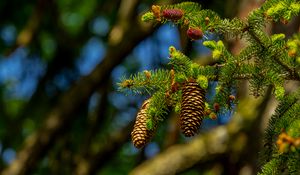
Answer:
[[247, 29, 300, 81]]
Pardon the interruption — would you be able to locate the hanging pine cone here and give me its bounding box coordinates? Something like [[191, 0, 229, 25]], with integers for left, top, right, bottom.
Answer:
[[131, 99, 156, 148], [180, 80, 205, 137]]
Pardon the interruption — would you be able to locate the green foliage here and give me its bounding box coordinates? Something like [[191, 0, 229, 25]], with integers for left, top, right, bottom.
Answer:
[[147, 91, 169, 123], [287, 119, 300, 137], [215, 18, 246, 38], [258, 158, 281, 175], [141, 12, 155, 22], [261, 0, 300, 21], [118, 69, 171, 95], [260, 89, 300, 174], [197, 75, 208, 89], [119, 0, 300, 174]]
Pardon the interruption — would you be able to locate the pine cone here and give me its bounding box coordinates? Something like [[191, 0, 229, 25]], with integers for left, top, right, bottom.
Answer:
[[180, 80, 205, 137], [187, 27, 203, 40], [162, 9, 184, 20], [131, 99, 156, 148]]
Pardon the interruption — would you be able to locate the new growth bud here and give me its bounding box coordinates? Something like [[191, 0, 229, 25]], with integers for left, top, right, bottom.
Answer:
[[205, 17, 210, 25], [229, 95, 236, 101], [144, 70, 151, 79], [213, 103, 220, 112], [120, 80, 134, 88], [151, 5, 161, 21], [212, 50, 222, 59], [141, 12, 155, 22], [197, 75, 208, 89], [209, 112, 217, 120]]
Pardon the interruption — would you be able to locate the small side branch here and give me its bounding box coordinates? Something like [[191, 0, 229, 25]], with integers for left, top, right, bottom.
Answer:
[[247, 29, 300, 81]]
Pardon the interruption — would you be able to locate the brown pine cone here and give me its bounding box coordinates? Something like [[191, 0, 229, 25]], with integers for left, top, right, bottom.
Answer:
[[180, 80, 205, 137], [131, 99, 156, 148]]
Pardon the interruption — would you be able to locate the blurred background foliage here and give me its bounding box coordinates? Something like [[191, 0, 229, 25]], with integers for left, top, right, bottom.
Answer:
[[0, 0, 299, 175]]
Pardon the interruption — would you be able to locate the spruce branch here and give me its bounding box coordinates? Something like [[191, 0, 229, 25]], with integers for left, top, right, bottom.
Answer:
[[260, 89, 300, 173], [118, 69, 171, 95], [261, 0, 300, 22], [258, 158, 282, 175], [120, 4, 300, 171], [246, 29, 300, 81]]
